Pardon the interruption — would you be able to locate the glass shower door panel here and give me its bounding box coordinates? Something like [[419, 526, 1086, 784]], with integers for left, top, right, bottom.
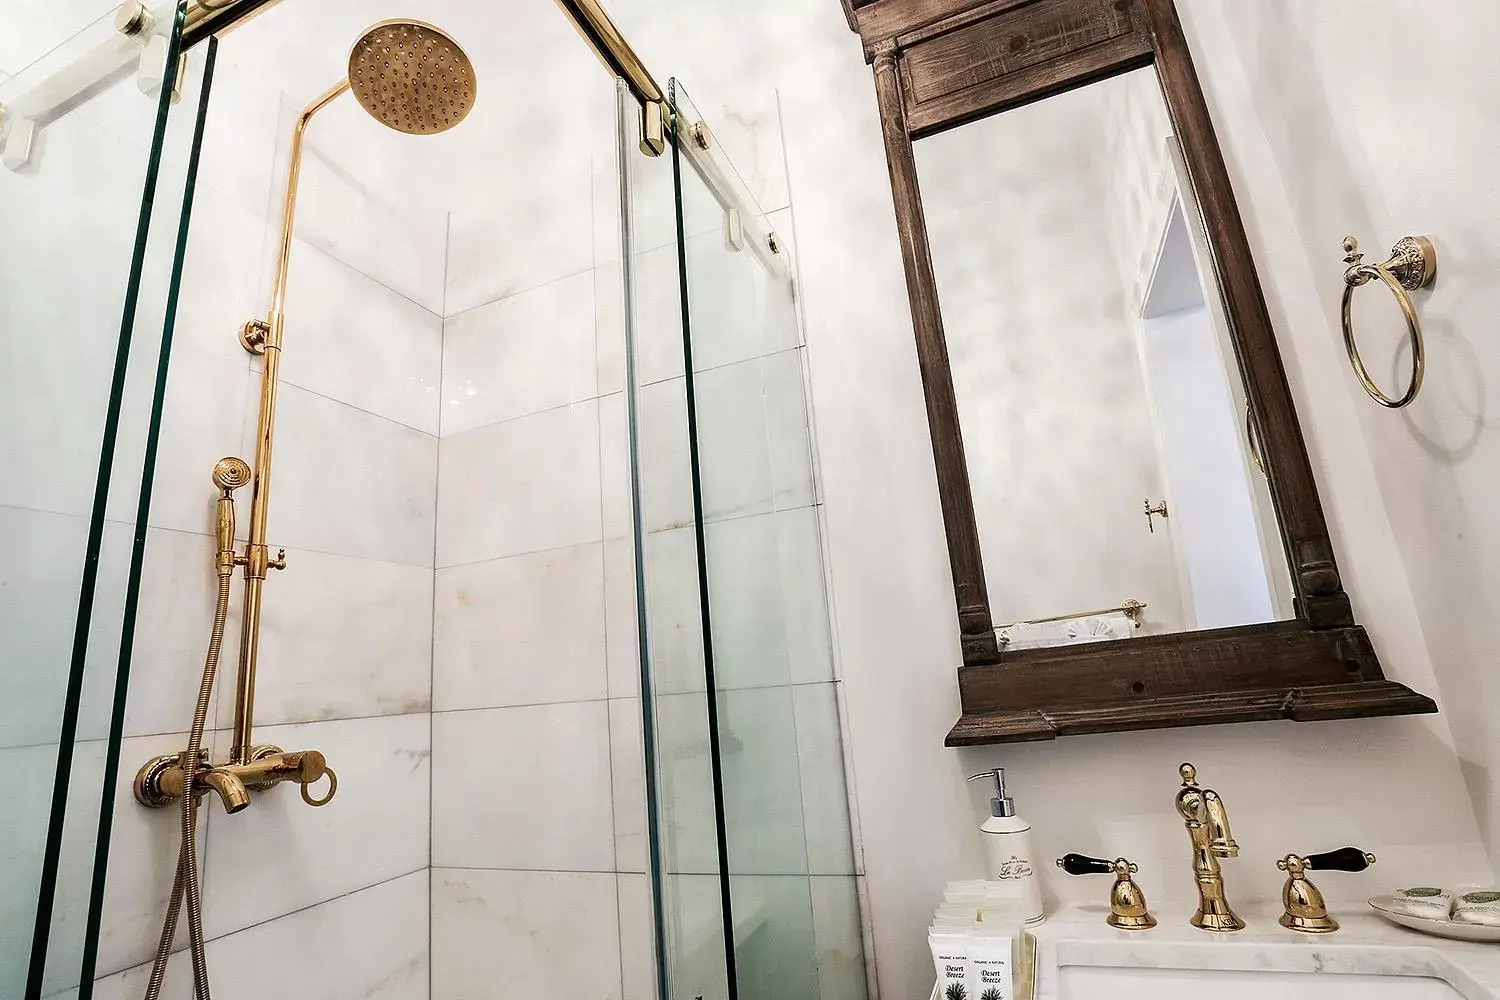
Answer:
[[669, 80, 867, 1000], [0, 4, 205, 995], [617, 83, 732, 1000]]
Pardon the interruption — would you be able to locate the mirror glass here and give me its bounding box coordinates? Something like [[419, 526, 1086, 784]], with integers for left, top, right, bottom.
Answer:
[[914, 66, 1294, 651]]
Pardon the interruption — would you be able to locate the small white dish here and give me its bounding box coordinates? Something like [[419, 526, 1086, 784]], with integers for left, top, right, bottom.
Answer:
[[1369, 896, 1500, 942]]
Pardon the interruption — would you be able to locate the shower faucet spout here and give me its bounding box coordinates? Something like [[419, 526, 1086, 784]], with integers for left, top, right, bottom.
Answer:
[[200, 768, 251, 814]]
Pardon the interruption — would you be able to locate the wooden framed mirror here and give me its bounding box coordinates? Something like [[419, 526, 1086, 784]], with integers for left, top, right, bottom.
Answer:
[[843, 0, 1437, 744]]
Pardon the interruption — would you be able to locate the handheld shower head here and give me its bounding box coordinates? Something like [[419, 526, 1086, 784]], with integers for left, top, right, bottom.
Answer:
[[213, 457, 253, 493], [348, 20, 476, 136]]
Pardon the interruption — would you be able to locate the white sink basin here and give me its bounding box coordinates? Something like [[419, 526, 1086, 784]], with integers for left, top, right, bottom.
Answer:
[[1061, 966, 1466, 999]]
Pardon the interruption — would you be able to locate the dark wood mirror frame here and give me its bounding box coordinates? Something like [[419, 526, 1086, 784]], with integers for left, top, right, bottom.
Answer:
[[841, 0, 1437, 745]]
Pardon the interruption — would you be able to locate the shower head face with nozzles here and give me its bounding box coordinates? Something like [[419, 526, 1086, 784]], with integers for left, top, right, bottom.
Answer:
[[348, 19, 477, 136], [213, 457, 253, 493]]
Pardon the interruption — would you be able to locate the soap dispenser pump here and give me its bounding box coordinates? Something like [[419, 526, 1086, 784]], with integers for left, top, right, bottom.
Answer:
[[968, 768, 1045, 925]]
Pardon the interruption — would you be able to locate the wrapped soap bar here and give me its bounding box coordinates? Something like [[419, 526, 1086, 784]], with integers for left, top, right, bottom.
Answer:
[[1452, 891, 1500, 926], [1393, 887, 1453, 920]]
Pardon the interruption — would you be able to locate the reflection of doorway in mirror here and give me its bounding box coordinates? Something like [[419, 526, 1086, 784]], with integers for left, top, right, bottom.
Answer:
[[1132, 190, 1295, 629]]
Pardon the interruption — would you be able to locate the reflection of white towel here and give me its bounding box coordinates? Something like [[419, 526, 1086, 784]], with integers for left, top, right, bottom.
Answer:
[[998, 612, 1138, 650], [1065, 612, 1137, 642]]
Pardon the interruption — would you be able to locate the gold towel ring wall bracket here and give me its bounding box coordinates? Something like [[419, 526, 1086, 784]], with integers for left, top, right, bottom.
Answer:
[[1340, 234, 1437, 408]]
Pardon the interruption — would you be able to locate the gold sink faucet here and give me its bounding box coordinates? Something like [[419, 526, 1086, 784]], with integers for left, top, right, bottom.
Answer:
[[1175, 762, 1245, 931]]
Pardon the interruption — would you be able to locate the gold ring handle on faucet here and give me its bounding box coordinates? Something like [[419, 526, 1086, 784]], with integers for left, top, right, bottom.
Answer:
[[301, 767, 338, 807], [1339, 235, 1436, 409]]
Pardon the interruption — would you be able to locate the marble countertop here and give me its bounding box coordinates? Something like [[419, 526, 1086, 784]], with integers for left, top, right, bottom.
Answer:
[[1016, 900, 1500, 1000]]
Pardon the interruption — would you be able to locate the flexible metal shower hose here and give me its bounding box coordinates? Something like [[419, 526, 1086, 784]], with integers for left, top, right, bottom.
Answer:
[[143, 571, 231, 1000]]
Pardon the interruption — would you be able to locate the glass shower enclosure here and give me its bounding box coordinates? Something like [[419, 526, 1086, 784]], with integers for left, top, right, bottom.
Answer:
[[620, 80, 867, 1000], [1, 4, 213, 996], [2, 3, 865, 998]]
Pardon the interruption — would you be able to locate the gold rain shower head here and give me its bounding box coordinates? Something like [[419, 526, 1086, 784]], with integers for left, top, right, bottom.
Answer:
[[348, 19, 477, 136]]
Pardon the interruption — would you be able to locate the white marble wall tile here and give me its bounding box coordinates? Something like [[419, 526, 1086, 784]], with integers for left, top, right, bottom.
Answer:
[[433, 542, 607, 711], [105, 348, 255, 537], [617, 872, 657, 1000], [600, 391, 633, 541], [610, 697, 648, 874], [676, 79, 791, 217], [794, 683, 857, 877], [0, 742, 63, 996], [595, 261, 627, 397], [431, 701, 613, 872], [263, 383, 438, 569], [36, 739, 118, 997], [87, 870, 429, 1000], [431, 868, 621, 1000], [172, 189, 274, 367], [660, 873, 731, 999], [764, 348, 819, 512], [93, 732, 197, 981], [444, 162, 594, 318], [193, 56, 282, 220], [693, 359, 775, 523], [637, 379, 694, 534], [214, 547, 433, 728], [92, 527, 243, 742], [631, 243, 687, 387], [642, 527, 707, 697], [729, 875, 821, 1000], [283, 133, 447, 315], [202, 713, 430, 941], [682, 231, 800, 375], [279, 239, 444, 435], [654, 693, 720, 876], [704, 513, 792, 691], [435, 400, 601, 568], [777, 506, 836, 686], [0, 1, 113, 80], [718, 687, 810, 877], [810, 875, 871, 1000], [0, 105, 155, 518], [604, 535, 641, 700], [441, 270, 598, 436], [0, 506, 91, 748]]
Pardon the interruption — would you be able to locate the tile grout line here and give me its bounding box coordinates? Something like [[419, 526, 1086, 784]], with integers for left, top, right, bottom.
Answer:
[[432, 499, 827, 575], [593, 146, 633, 1000], [90, 867, 432, 986], [429, 208, 452, 1000]]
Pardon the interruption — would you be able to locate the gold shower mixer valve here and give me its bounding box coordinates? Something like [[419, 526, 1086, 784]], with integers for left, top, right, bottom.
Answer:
[[135, 745, 338, 815]]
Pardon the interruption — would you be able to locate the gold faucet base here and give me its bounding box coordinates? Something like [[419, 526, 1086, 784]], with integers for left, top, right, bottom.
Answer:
[[1190, 909, 1247, 932], [1108, 912, 1158, 931], [1280, 912, 1338, 933]]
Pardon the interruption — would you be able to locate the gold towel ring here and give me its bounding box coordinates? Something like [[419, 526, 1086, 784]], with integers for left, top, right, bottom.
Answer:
[[1340, 235, 1436, 408]]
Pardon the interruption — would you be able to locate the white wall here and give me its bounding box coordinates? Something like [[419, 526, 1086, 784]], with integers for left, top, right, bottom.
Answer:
[[587, 4, 1497, 1000], [1175, 0, 1500, 857]]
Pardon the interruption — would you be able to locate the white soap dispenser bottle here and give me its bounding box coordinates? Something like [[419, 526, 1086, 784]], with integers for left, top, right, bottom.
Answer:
[[968, 768, 1045, 925]]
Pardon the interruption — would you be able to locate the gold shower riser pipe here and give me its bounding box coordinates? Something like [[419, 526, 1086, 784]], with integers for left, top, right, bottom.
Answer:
[[229, 78, 347, 765]]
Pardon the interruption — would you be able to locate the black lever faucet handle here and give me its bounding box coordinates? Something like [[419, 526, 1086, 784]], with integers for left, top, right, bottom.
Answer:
[[1057, 853, 1114, 876], [1304, 847, 1377, 873]]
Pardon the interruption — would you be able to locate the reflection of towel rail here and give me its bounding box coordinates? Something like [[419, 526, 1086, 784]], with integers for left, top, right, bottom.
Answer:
[[993, 599, 1147, 631]]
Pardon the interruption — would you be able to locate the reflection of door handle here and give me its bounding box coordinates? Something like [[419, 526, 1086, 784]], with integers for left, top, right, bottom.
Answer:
[[1144, 499, 1169, 533], [1246, 402, 1267, 478]]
